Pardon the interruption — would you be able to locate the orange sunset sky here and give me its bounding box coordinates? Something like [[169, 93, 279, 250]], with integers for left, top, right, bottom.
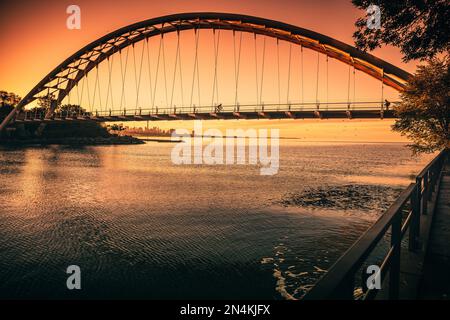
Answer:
[[0, 0, 424, 142]]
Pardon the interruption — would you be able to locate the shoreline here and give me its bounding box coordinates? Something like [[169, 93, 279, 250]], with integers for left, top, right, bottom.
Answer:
[[0, 135, 145, 146]]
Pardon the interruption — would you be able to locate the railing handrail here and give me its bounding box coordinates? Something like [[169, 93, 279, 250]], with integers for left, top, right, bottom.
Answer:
[[417, 149, 447, 179], [303, 149, 448, 300], [18, 100, 401, 118], [303, 183, 415, 299]]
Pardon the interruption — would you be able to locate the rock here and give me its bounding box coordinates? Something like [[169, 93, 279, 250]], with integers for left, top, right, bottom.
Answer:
[[278, 184, 403, 212]]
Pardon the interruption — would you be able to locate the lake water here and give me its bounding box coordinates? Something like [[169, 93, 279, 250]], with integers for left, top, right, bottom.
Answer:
[[0, 141, 434, 299]]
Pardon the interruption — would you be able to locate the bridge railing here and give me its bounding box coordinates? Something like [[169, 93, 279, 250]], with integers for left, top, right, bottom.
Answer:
[[16, 101, 398, 120], [302, 149, 448, 300], [91, 101, 394, 117]]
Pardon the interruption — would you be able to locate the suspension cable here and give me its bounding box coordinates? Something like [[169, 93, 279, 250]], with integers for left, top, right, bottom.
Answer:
[[86, 72, 92, 111], [326, 55, 329, 110], [75, 69, 81, 107], [146, 37, 153, 110], [215, 29, 220, 107], [73, 60, 83, 109], [211, 29, 221, 109], [211, 29, 217, 108], [97, 65, 102, 113], [347, 63, 351, 105], [134, 42, 145, 110], [196, 30, 201, 109], [178, 30, 184, 109], [286, 43, 292, 105], [277, 38, 281, 106], [161, 33, 168, 109], [259, 36, 266, 106], [68, 83, 71, 106], [254, 33, 259, 106], [190, 28, 200, 109], [353, 66, 356, 108], [381, 69, 384, 105], [300, 46, 305, 109], [105, 53, 114, 112], [300, 45, 304, 107], [152, 34, 163, 111], [119, 47, 130, 111], [170, 30, 181, 109], [76, 82, 80, 108], [79, 69, 86, 109], [132, 44, 137, 108], [315, 51, 320, 106], [233, 31, 243, 108], [92, 65, 100, 112]]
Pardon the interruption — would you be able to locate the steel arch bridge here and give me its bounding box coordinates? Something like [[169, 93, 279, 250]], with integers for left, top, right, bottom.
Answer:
[[0, 12, 412, 131]]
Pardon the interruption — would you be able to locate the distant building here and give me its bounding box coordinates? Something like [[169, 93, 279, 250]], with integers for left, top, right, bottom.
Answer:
[[121, 126, 175, 137]]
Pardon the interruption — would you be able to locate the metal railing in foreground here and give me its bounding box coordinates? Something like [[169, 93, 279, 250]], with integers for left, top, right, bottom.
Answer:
[[303, 149, 449, 300]]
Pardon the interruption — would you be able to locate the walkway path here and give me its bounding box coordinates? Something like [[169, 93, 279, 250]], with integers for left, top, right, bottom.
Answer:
[[420, 161, 450, 299]]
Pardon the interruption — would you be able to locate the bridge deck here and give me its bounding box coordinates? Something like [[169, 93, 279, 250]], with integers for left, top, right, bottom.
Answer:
[[14, 109, 395, 123], [419, 161, 450, 299]]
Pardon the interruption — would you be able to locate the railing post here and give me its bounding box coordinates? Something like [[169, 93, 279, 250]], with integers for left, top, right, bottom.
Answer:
[[422, 171, 429, 215], [427, 169, 434, 198], [431, 163, 439, 193], [409, 184, 420, 251], [389, 214, 401, 300]]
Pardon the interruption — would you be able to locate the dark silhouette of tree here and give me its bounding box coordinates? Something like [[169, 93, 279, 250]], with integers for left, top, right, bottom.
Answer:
[[0, 90, 21, 107], [57, 104, 87, 116], [0, 91, 9, 107], [37, 93, 56, 111], [108, 124, 125, 134], [0, 90, 21, 121], [352, 0, 449, 61], [392, 58, 449, 153], [28, 106, 48, 116]]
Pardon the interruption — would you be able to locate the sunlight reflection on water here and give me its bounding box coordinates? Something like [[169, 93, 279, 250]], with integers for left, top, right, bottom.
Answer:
[[0, 141, 434, 299]]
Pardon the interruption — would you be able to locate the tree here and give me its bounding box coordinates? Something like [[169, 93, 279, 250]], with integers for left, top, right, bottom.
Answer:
[[0, 90, 21, 122], [352, 0, 449, 61], [37, 93, 57, 110], [108, 124, 125, 134], [0, 90, 21, 107], [57, 104, 87, 116], [0, 91, 8, 107], [392, 58, 449, 153]]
